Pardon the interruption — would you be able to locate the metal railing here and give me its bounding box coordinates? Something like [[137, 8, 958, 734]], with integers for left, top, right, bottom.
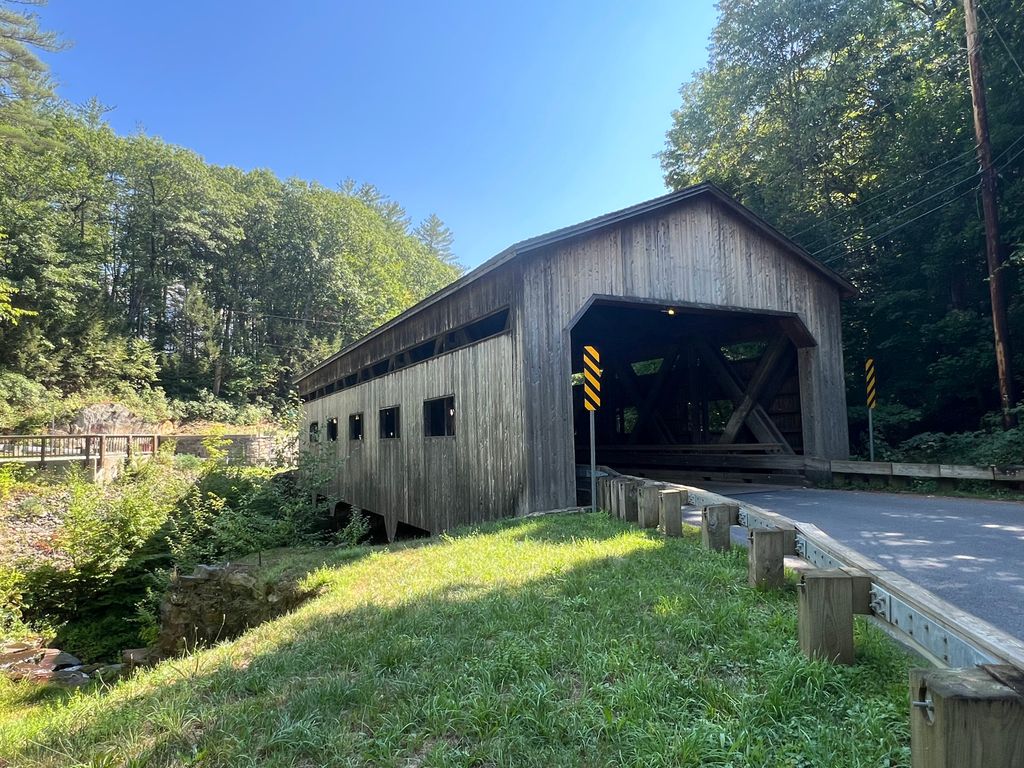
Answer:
[[598, 468, 1024, 672], [0, 434, 159, 467], [597, 468, 1024, 763]]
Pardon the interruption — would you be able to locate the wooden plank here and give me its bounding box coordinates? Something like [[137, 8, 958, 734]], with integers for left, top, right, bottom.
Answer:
[[893, 462, 941, 478], [993, 466, 1024, 482], [939, 464, 995, 481], [830, 460, 893, 476], [597, 449, 807, 472]]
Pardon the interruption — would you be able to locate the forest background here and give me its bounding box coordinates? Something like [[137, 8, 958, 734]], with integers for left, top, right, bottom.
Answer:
[[3, 0, 1024, 462]]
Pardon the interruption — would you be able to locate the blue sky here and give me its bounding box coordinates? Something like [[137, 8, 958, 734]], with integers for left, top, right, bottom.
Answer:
[[36, 1, 718, 268]]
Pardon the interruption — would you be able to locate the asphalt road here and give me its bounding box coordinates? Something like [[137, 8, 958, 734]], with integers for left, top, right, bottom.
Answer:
[[696, 485, 1024, 642]]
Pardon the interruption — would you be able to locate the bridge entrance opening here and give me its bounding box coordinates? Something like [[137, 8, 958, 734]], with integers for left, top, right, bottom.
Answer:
[[570, 298, 814, 487]]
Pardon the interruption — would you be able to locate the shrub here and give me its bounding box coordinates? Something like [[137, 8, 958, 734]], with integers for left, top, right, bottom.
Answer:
[[0, 566, 27, 638], [3, 444, 347, 660]]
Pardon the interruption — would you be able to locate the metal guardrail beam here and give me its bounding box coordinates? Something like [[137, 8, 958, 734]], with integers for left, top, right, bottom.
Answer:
[[649, 475, 1024, 673]]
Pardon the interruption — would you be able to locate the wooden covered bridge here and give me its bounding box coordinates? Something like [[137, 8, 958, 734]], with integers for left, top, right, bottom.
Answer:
[[295, 182, 854, 539]]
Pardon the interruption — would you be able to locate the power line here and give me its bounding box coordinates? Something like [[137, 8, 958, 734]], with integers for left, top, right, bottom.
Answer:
[[792, 119, 1024, 249], [811, 170, 980, 256], [231, 308, 347, 327], [979, 3, 1024, 79], [787, 143, 978, 239], [817, 135, 1024, 266], [821, 186, 978, 265]]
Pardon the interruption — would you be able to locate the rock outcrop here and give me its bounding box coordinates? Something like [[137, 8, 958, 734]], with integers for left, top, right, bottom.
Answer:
[[57, 402, 164, 436], [157, 564, 307, 656]]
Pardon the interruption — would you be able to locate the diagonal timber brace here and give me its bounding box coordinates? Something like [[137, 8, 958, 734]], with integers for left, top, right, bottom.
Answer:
[[693, 338, 794, 453], [718, 335, 793, 446]]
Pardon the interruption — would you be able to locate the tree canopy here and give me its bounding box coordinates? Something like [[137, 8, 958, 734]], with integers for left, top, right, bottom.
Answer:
[[661, 0, 1024, 442], [0, 2, 462, 417]]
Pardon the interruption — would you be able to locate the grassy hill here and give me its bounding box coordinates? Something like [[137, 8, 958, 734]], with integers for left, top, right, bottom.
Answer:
[[0, 512, 911, 767]]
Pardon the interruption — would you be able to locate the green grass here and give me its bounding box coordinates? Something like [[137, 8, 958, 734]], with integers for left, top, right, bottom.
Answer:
[[0, 513, 912, 767]]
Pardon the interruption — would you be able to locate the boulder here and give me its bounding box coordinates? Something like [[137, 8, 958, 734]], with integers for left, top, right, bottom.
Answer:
[[57, 402, 160, 436], [1, 646, 85, 684]]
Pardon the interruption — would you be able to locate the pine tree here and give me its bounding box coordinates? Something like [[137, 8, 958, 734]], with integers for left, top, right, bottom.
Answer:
[[414, 213, 457, 266]]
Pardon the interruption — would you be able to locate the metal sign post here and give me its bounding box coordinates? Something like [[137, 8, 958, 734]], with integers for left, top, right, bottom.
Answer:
[[583, 345, 601, 511], [865, 358, 877, 461]]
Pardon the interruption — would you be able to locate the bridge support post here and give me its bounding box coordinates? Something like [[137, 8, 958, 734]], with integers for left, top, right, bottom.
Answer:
[[748, 529, 785, 589], [910, 667, 1024, 768], [658, 489, 684, 536], [798, 570, 854, 665], [701, 503, 737, 551]]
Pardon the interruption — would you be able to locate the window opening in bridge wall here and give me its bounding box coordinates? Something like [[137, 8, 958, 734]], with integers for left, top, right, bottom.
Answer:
[[349, 413, 364, 440], [617, 406, 639, 435], [308, 421, 320, 442], [464, 308, 509, 341], [708, 400, 735, 433], [631, 358, 663, 376], [379, 406, 401, 439], [299, 307, 512, 403], [326, 417, 338, 442], [424, 396, 455, 437], [720, 341, 767, 361]]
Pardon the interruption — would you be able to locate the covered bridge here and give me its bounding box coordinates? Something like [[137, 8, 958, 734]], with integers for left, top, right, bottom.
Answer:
[[295, 183, 854, 539]]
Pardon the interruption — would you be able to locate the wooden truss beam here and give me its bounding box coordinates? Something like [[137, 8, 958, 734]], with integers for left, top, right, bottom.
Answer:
[[718, 335, 793, 446], [693, 338, 795, 454]]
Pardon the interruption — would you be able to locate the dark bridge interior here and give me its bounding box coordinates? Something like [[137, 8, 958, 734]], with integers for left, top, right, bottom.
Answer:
[[570, 298, 814, 484]]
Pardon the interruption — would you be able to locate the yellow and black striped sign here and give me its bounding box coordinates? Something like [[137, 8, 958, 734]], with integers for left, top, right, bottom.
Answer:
[[865, 358, 877, 409], [583, 345, 601, 411]]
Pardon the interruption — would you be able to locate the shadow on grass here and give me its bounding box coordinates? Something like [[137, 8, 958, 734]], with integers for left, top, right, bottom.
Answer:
[[4, 512, 912, 768]]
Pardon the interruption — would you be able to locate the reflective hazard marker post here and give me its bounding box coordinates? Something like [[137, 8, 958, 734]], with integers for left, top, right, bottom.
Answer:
[[866, 358, 878, 461], [583, 345, 601, 511]]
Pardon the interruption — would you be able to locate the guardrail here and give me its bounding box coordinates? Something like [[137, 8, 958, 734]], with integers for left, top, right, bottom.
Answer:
[[830, 458, 1024, 484], [591, 447, 1024, 488], [596, 468, 1024, 766], [0, 434, 159, 467]]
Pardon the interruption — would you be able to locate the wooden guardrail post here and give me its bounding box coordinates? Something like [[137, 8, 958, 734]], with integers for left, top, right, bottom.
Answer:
[[658, 488, 684, 537], [748, 529, 785, 589], [798, 570, 855, 665], [595, 476, 608, 513], [126, 433, 133, 460], [98, 434, 106, 464], [701, 503, 737, 552], [607, 477, 624, 518], [637, 482, 664, 528], [617, 478, 640, 524], [909, 667, 1024, 767]]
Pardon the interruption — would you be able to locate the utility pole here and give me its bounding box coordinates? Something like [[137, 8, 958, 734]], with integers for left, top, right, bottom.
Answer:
[[963, 0, 1017, 428]]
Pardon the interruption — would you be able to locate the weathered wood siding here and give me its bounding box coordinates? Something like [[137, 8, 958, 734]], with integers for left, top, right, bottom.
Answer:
[[305, 331, 527, 535], [519, 197, 849, 512], [301, 262, 521, 394]]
